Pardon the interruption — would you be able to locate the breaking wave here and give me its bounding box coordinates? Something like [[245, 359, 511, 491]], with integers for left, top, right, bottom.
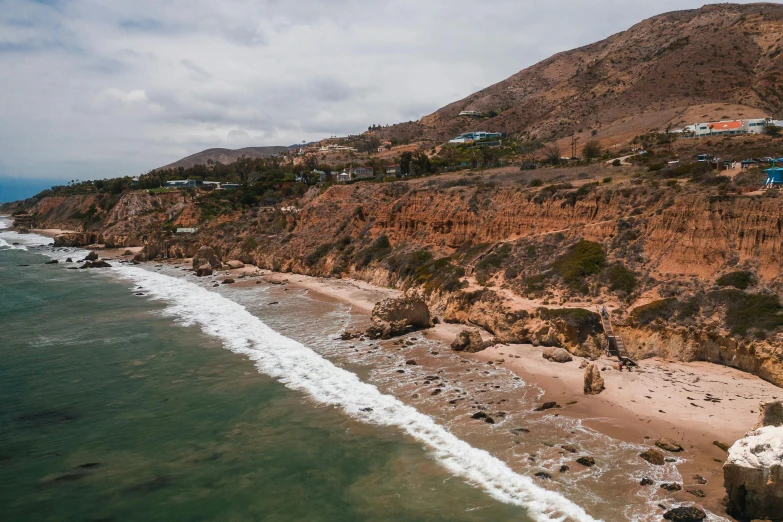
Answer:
[[113, 264, 598, 522]]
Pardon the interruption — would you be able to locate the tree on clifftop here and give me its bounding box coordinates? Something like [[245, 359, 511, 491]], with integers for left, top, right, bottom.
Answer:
[[400, 151, 413, 177]]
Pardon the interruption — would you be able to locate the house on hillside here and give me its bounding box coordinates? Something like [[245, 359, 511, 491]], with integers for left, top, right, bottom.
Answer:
[[348, 166, 374, 179], [336, 172, 351, 182], [449, 131, 503, 144], [165, 179, 200, 188], [385, 165, 401, 176], [746, 119, 768, 134], [690, 118, 780, 137], [312, 169, 328, 182]]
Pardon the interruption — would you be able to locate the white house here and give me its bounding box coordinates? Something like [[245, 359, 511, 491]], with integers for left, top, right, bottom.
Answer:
[[688, 118, 781, 137], [348, 166, 374, 179], [449, 131, 503, 144]]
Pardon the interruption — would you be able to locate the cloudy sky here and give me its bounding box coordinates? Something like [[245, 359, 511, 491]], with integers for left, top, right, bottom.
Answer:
[[0, 0, 763, 187]]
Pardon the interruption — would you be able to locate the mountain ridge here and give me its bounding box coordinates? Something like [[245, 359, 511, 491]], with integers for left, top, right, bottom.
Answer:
[[369, 3, 783, 147]]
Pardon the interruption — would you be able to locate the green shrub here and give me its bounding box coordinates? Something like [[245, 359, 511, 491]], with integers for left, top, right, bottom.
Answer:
[[334, 237, 352, 251], [603, 176, 613, 183], [538, 307, 602, 340], [612, 160, 621, 167], [413, 257, 466, 294], [529, 179, 543, 187], [306, 243, 333, 266], [386, 250, 433, 279], [552, 240, 606, 292], [710, 290, 783, 336], [354, 235, 392, 268], [523, 272, 551, 293], [242, 237, 259, 252], [603, 263, 637, 294], [631, 298, 679, 325], [716, 271, 756, 290], [475, 244, 512, 285]]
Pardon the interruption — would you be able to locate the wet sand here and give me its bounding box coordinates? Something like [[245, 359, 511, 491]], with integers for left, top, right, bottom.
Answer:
[[470, 344, 781, 514], [217, 266, 781, 517]]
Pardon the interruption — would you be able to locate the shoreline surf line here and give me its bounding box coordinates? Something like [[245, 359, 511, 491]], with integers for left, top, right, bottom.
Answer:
[[112, 264, 599, 522]]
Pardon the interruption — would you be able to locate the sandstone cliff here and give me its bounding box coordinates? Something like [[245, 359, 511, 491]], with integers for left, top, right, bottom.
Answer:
[[10, 154, 783, 388]]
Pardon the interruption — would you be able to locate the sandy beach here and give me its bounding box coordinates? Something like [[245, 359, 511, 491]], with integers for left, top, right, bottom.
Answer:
[[223, 263, 781, 516]]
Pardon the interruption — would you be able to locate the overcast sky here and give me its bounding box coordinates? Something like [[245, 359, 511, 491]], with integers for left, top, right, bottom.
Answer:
[[0, 0, 764, 183]]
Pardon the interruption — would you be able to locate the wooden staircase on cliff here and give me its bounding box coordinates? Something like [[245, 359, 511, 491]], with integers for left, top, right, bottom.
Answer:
[[598, 308, 637, 367]]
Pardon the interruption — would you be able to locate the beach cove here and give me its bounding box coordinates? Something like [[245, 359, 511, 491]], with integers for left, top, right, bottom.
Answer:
[[3, 220, 780, 521]]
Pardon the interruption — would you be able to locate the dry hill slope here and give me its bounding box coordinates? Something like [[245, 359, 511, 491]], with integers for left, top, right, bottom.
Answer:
[[373, 3, 783, 146], [156, 146, 290, 171]]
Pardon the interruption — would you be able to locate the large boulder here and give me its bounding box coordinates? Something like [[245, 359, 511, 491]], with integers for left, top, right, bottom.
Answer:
[[542, 347, 573, 363], [85, 251, 99, 261], [451, 329, 486, 353], [366, 296, 431, 340], [366, 319, 409, 340], [583, 363, 605, 395], [724, 401, 783, 520], [372, 296, 430, 327], [192, 246, 221, 270], [226, 260, 245, 269]]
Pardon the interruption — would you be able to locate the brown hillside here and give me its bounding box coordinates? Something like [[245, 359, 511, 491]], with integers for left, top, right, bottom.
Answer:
[[156, 146, 289, 171], [372, 3, 783, 146]]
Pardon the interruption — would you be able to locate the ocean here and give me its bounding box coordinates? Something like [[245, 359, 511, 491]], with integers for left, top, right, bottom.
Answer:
[[0, 218, 708, 521]]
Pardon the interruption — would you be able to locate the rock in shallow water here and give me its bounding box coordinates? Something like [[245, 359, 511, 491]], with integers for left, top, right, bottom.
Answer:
[[639, 448, 665, 465], [79, 260, 111, 269], [662, 506, 706, 521], [366, 296, 431, 339], [576, 456, 595, 467]]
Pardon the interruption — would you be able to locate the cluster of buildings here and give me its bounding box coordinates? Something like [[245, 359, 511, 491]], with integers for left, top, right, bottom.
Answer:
[[319, 143, 358, 153], [676, 118, 783, 137], [164, 180, 240, 189], [448, 131, 503, 144], [313, 164, 402, 183]]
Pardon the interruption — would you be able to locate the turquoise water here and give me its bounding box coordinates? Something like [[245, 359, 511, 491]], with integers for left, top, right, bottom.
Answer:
[[0, 243, 529, 521]]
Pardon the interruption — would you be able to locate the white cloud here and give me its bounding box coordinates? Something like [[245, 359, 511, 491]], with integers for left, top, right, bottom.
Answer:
[[0, 0, 765, 181]]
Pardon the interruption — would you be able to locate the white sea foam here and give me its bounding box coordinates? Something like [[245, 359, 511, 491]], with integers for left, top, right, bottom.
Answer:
[[113, 264, 599, 522]]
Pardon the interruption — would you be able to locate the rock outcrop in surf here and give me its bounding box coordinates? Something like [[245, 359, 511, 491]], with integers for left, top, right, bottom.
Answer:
[[366, 296, 431, 339]]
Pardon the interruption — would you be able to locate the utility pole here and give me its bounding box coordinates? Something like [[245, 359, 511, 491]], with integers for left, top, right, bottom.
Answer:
[[571, 135, 580, 160]]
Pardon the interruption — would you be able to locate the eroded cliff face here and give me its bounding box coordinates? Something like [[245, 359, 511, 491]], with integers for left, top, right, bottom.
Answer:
[[15, 179, 783, 387]]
